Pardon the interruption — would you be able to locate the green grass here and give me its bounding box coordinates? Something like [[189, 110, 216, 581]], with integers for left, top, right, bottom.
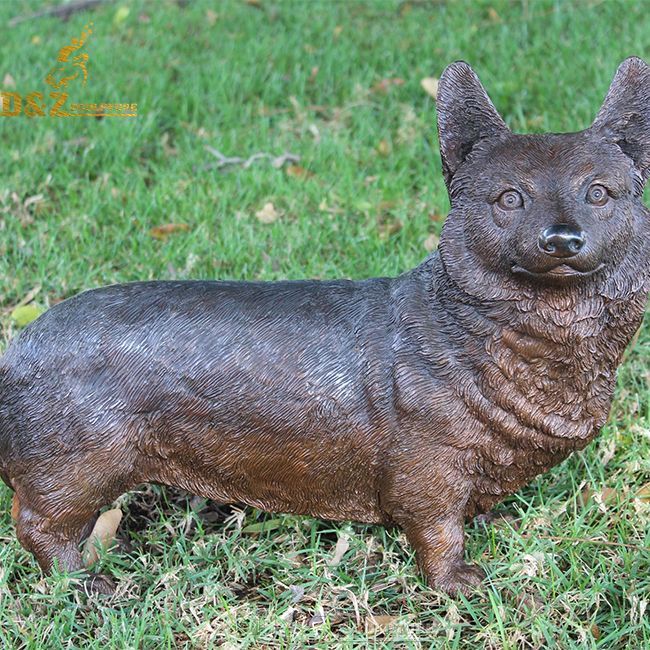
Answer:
[[1, 0, 649, 647]]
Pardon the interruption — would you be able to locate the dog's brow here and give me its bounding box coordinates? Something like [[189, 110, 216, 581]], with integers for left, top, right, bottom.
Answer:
[[569, 175, 594, 192], [568, 168, 628, 195]]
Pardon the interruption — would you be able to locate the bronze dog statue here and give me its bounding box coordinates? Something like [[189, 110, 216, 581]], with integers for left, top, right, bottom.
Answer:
[[1, 58, 649, 595]]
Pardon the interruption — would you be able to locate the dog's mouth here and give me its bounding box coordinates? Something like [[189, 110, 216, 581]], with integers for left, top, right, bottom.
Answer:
[[511, 262, 605, 279]]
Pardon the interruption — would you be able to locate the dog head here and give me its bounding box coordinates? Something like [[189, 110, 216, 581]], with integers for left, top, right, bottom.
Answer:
[[436, 58, 650, 300]]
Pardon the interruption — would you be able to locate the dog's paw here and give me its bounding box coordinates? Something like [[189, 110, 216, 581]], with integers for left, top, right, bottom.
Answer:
[[79, 573, 116, 596], [432, 562, 486, 596]]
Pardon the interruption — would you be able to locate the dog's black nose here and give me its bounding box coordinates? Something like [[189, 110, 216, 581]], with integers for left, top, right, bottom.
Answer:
[[538, 225, 585, 258]]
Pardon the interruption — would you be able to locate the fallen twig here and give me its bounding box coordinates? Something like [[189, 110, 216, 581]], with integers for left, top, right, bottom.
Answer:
[[522, 533, 647, 552], [9, 0, 108, 26], [201, 147, 300, 172], [1, 286, 41, 316]]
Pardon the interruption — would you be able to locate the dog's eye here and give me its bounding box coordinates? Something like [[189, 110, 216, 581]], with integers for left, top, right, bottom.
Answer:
[[497, 190, 523, 210], [586, 184, 609, 206]]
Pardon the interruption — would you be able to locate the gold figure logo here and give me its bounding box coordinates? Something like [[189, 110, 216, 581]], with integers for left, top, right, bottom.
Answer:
[[44, 23, 92, 89], [1, 23, 137, 118]]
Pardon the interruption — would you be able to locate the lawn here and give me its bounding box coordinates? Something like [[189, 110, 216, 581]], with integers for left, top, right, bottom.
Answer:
[[0, 0, 649, 647]]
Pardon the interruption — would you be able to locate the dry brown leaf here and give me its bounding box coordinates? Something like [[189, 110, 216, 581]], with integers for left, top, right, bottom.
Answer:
[[514, 589, 544, 613], [150, 223, 190, 239], [488, 7, 501, 22], [601, 437, 617, 466], [24, 194, 44, 209], [318, 199, 343, 215], [289, 584, 305, 603], [65, 136, 91, 149], [579, 487, 593, 507], [255, 202, 280, 224], [396, 104, 419, 145], [8, 191, 30, 225], [280, 607, 296, 623], [176, 179, 191, 192], [518, 552, 545, 577], [378, 218, 403, 240], [160, 132, 178, 157], [3, 73, 16, 89], [372, 78, 405, 94], [420, 77, 439, 100], [580, 486, 620, 510], [366, 614, 400, 633], [286, 165, 314, 179], [424, 233, 439, 252], [377, 140, 391, 157], [82, 508, 122, 567], [327, 532, 350, 567], [636, 482, 650, 501], [597, 487, 620, 505]]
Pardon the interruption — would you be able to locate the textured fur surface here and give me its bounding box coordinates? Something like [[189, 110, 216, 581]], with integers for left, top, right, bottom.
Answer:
[[1, 58, 649, 595]]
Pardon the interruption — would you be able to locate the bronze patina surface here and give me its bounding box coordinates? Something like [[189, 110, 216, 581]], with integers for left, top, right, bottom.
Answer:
[[1, 58, 649, 595]]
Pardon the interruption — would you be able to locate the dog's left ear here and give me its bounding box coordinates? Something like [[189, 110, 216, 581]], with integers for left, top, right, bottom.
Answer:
[[591, 57, 650, 186]]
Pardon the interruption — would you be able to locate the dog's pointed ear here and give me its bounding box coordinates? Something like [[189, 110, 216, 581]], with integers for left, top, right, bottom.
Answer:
[[591, 57, 650, 186], [436, 61, 508, 187]]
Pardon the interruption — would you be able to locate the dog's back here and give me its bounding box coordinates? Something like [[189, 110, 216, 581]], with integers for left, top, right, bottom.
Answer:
[[0, 278, 400, 523]]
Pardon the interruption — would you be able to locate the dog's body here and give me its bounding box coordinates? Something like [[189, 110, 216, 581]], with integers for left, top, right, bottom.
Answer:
[[1, 58, 650, 595]]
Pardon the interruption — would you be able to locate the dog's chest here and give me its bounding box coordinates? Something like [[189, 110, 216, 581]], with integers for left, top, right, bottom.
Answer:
[[427, 287, 645, 512], [485, 295, 614, 430]]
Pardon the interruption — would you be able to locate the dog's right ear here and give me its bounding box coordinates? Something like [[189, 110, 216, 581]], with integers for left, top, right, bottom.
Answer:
[[436, 62, 508, 188]]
